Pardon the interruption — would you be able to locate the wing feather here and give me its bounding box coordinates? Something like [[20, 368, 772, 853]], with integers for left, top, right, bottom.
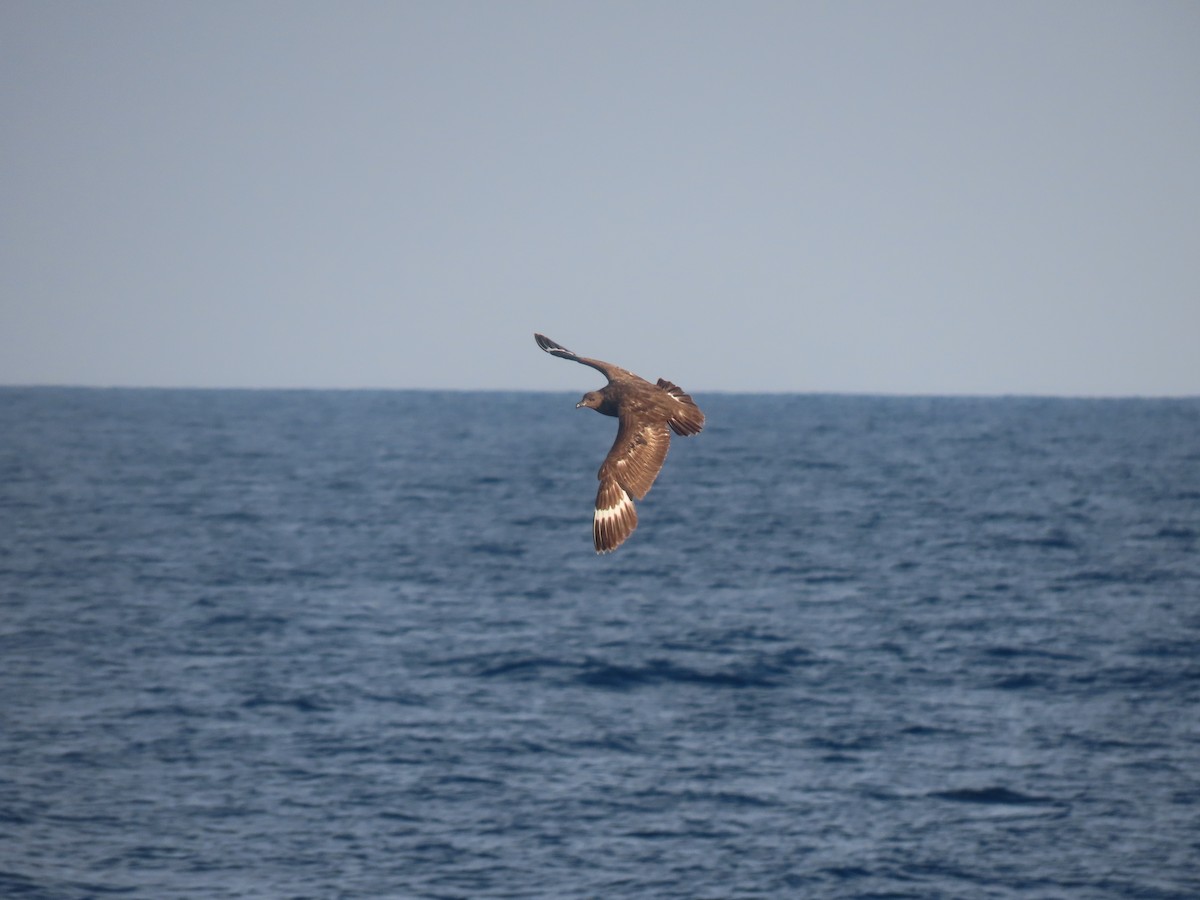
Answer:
[[599, 416, 671, 500], [534, 333, 624, 380], [593, 478, 638, 553]]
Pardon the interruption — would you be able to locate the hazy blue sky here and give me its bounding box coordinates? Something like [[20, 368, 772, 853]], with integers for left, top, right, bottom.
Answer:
[[3, 1, 1198, 395]]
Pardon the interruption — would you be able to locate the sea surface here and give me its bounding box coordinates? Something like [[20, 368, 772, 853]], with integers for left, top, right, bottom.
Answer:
[[1, 388, 1198, 899]]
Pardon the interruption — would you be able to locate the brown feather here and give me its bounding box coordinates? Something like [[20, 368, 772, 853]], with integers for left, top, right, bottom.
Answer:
[[656, 378, 705, 435], [593, 477, 638, 553], [600, 418, 671, 499]]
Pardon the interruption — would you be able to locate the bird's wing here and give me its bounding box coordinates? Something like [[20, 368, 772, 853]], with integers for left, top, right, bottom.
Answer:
[[593, 477, 638, 554], [599, 414, 672, 501], [591, 416, 670, 553], [534, 333, 626, 380]]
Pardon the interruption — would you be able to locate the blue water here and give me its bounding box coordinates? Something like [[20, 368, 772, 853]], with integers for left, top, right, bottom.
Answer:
[[2, 388, 1198, 898]]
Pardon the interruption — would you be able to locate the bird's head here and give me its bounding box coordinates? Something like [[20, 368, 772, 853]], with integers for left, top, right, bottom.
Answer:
[[576, 391, 603, 411]]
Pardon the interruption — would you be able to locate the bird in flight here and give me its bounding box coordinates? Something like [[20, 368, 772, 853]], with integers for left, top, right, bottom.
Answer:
[[534, 333, 705, 553]]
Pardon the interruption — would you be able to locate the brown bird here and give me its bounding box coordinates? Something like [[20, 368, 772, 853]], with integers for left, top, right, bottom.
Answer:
[[535, 333, 705, 553]]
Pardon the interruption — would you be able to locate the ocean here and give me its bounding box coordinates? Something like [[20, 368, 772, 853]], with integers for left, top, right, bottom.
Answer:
[[1, 387, 1198, 899]]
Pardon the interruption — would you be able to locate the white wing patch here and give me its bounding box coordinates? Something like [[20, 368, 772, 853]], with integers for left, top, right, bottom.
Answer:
[[593, 478, 638, 553]]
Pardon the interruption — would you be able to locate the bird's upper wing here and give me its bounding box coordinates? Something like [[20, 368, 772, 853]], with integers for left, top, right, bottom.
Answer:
[[599, 413, 672, 500], [534, 333, 628, 381]]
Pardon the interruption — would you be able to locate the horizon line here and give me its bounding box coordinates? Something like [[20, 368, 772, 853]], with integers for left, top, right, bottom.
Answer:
[[2, 383, 1197, 401]]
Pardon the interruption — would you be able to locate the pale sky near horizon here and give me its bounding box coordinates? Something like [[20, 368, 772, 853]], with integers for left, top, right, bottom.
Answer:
[[3, 1, 1198, 396]]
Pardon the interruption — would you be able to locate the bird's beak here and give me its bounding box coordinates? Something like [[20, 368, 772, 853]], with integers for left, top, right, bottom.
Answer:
[[575, 401, 585, 408]]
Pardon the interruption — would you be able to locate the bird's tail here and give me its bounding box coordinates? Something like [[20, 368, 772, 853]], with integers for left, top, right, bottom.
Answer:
[[657, 379, 705, 436]]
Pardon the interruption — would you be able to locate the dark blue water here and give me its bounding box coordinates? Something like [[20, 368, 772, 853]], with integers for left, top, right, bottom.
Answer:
[[2, 388, 1198, 898]]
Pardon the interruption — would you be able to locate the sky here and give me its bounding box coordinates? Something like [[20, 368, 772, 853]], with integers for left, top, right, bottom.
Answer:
[[2, 1, 1198, 396]]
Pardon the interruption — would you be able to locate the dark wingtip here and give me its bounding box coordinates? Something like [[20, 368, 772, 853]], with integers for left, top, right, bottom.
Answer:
[[535, 333, 572, 356]]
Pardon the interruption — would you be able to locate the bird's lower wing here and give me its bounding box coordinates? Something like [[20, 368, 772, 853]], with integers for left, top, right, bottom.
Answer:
[[600, 417, 671, 500], [591, 418, 671, 553], [593, 478, 638, 553]]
